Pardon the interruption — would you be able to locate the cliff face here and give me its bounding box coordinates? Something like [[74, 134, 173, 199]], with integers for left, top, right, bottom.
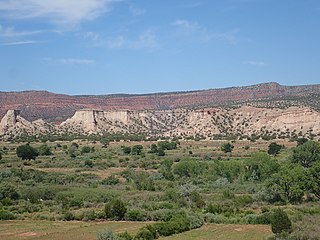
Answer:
[[0, 110, 54, 138], [1, 106, 320, 140], [1, 82, 320, 122]]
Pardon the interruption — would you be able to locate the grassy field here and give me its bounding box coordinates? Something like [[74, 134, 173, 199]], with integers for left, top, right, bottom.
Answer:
[[0, 138, 319, 239], [162, 224, 271, 240], [0, 221, 271, 240], [0, 220, 148, 240]]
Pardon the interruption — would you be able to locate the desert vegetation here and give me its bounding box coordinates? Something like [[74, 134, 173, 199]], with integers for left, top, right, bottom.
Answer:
[[0, 137, 319, 239]]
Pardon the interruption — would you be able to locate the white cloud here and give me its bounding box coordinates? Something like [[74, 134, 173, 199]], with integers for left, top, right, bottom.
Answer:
[[243, 61, 266, 66], [0, 0, 119, 27], [44, 58, 94, 65], [173, 19, 239, 44], [0, 25, 41, 37], [83, 30, 159, 50], [0, 40, 39, 46]]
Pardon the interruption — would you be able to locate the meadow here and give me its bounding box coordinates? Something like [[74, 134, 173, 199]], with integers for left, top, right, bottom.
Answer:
[[0, 137, 319, 239]]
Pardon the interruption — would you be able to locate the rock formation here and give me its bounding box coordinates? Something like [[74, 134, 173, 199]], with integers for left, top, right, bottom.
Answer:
[[1, 106, 320, 140]]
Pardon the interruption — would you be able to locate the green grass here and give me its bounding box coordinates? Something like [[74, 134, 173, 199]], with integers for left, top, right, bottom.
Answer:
[[161, 224, 272, 240], [0, 220, 148, 240]]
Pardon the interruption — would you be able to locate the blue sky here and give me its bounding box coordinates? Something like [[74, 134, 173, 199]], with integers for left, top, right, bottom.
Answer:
[[0, 0, 319, 95]]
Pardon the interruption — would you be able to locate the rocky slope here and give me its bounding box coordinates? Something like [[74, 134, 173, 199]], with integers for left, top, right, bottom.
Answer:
[[1, 82, 320, 122], [1, 106, 320, 140]]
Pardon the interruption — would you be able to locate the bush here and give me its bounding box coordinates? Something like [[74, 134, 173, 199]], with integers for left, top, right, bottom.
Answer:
[[97, 230, 114, 240], [63, 211, 75, 221], [125, 209, 147, 221], [16, 144, 38, 160], [81, 146, 92, 154], [105, 199, 127, 220], [271, 209, 292, 234], [102, 176, 120, 185], [0, 183, 20, 200], [0, 210, 15, 220], [38, 144, 53, 156], [134, 228, 155, 240], [221, 142, 234, 153]]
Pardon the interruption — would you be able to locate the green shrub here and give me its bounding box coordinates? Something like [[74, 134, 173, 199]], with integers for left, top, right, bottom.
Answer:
[[97, 230, 113, 240], [16, 144, 38, 160], [63, 211, 75, 221], [81, 146, 91, 154], [0, 210, 15, 220], [124, 209, 147, 221], [271, 209, 292, 234], [38, 144, 53, 156], [134, 228, 155, 240], [102, 176, 120, 185], [105, 199, 127, 220], [82, 209, 96, 221]]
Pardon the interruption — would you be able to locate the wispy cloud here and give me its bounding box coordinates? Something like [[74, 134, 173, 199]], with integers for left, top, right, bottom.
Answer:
[[129, 5, 146, 16], [243, 61, 266, 66], [44, 58, 95, 65], [0, 0, 120, 28], [0, 40, 39, 46], [0, 25, 41, 37], [172, 19, 239, 44], [83, 30, 159, 50]]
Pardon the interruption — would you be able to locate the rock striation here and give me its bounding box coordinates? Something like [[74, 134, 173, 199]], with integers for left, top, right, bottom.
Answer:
[[1, 106, 320, 140]]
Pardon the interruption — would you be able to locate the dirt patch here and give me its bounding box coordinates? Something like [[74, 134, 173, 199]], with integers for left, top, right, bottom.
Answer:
[[17, 232, 39, 237]]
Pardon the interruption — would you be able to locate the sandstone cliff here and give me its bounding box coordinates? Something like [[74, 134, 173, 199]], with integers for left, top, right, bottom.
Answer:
[[1, 106, 320, 140], [1, 82, 320, 122]]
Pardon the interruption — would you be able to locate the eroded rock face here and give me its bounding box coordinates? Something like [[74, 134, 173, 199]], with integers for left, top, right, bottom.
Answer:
[[0, 110, 20, 132], [1, 106, 320, 139], [0, 110, 53, 139]]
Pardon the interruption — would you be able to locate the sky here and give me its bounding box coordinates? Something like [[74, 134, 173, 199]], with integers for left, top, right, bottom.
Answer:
[[0, 0, 320, 95]]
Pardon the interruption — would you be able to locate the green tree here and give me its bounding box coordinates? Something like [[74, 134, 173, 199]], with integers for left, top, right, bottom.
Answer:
[[221, 142, 234, 153], [291, 141, 320, 168], [271, 208, 292, 234], [100, 138, 110, 148], [307, 161, 320, 199], [297, 137, 308, 146], [38, 144, 53, 156], [131, 145, 143, 155], [81, 146, 91, 154], [160, 159, 174, 180], [0, 183, 20, 200], [104, 199, 127, 220], [245, 152, 279, 181], [267, 164, 307, 203], [16, 144, 38, 160], [68, 144, 78, 158], [121, 146, 131, 154], [267, 142, 283, 156]]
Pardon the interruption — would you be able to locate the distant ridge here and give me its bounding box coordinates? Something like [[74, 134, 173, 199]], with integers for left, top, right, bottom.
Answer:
[[0, 82, 320, 122]]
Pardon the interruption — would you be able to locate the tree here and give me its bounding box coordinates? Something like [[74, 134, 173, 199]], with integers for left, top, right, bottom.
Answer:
[[0, 152, 2, 160], [131, 145, 143, 155], [81, 146, 91, 154], [291, 141, 320, 168], [100, 138, 110, 148], [267, 164, 307, 203], [297, 137, 308, 146], [271, 208, 292, 234], [267, 142, 283, 156], [16, 144, 38, 160], [307, 161, 320, 199], [105, 199, 127, 220], [38, 144, 53, 156], [245, 152, 279, 181], [221, 142, 234, 153], [121, 146, 131, 154]]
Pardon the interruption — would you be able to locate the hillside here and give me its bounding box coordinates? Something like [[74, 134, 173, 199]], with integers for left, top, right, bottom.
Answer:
[[1, 82, 320, 122], [1, 106, 320, 140]]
